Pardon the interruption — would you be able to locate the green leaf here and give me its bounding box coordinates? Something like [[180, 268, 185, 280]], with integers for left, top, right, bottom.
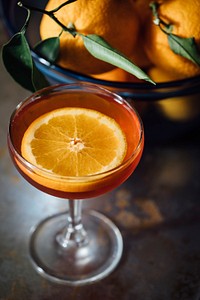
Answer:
[[168, 34, 200, 66], [2, 32, 49, 92], [34, 37, 60, 63], [2, 32, 35, 91], [80, 34, 155, 84], [32, 59, 50, 91]]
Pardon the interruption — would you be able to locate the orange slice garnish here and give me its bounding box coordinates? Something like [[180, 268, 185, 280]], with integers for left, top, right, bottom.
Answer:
[[21, 107, 127, 177]]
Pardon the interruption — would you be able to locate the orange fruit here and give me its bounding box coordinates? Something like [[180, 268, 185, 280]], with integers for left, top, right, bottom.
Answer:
[[130, 0, 154, 69], [147, 65, 181, 82], [144, 0, 200, 80], [40, 0, 140, 75], [21, 107, 127, 177], [92, 67, 142, 82], [92, 68, 130, 82]]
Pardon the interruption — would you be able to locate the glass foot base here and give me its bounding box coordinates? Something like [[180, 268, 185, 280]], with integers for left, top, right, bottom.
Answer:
[[29, 210, 123, 285]]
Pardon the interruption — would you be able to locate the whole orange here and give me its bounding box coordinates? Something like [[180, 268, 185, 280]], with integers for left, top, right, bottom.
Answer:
[[40, 0, 141, 75], [92, 68, 143, 82], [147, 66, 181, 82], [144, 0, 200, 80]]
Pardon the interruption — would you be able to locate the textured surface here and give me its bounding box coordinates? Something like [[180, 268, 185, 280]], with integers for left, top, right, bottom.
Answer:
[[0, 19, 200, 300]]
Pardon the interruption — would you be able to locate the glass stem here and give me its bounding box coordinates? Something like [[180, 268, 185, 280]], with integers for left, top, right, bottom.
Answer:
[[56, 200, 88, 248]]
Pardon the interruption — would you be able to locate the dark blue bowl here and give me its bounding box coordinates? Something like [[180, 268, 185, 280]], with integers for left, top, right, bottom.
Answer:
[[1, 0, 200, 142]]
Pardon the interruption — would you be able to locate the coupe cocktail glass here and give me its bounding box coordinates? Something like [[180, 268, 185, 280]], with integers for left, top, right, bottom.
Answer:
[[8, 82, 144, 285]]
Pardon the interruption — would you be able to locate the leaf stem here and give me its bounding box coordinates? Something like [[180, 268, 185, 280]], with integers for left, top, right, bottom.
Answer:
[[149, 1, 173, 33], [50, 0, 77, 13], [18, 1, 77, 37], [18, 2, 45, 15]]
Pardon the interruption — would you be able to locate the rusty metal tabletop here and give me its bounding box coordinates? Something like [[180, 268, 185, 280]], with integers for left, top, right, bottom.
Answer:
[[0, 20, 200, 300]]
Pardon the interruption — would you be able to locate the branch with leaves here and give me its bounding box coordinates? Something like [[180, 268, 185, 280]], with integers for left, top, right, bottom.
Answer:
[[2, 0, 155, 92]]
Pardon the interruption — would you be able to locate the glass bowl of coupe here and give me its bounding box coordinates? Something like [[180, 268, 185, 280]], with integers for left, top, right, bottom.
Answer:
[[1, 0, 200, 143]]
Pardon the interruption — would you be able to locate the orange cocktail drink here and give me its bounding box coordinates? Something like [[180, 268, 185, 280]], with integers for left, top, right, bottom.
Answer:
[[8, 83, 144, 199]]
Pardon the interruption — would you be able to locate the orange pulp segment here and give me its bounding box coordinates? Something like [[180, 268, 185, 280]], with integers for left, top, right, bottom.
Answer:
[[21, 107, 127, 177]]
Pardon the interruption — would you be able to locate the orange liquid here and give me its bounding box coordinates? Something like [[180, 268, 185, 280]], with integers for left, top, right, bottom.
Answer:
[[8, 86, 144, 199]]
